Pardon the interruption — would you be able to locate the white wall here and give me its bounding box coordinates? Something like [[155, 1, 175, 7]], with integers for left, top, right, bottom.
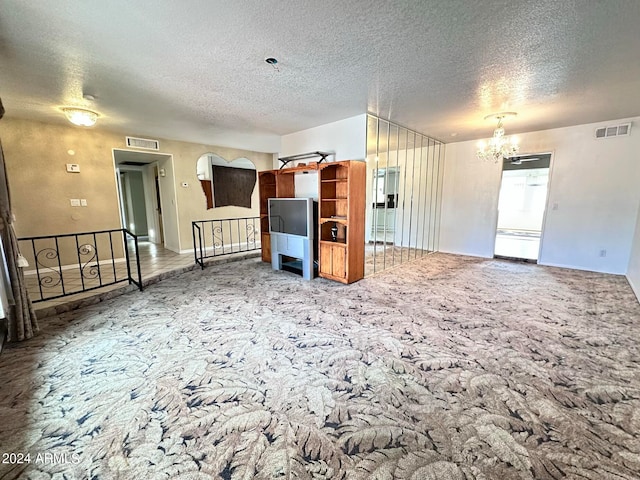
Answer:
[[439, 141, 502, 258], [279, 114, 367, 167], [627, 203, 640, 301], [440, 117, 640, 274], [294, 172, 319, 200]]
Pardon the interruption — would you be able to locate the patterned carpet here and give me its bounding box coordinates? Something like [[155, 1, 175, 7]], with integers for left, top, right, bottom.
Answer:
[[1, 253, 640, 479]]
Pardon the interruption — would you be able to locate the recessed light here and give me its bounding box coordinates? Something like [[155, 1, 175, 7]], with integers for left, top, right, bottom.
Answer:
[[265, 57, 280, 72]]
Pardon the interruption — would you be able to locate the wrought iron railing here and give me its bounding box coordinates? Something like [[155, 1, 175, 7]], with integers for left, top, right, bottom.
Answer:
[[192, 217, 260, 269], [18, 229, 142, 303]]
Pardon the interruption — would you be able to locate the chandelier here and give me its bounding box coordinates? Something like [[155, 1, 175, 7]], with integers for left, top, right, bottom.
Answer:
[[476, 112, 519, 162]]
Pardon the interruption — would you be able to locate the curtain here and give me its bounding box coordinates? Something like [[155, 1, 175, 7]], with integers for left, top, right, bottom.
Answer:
[[0, 98, 39, 342]]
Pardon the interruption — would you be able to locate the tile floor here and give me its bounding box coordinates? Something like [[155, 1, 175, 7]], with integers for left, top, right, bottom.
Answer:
[[29, 241, 260, 318], [494, 229, 541, 261]]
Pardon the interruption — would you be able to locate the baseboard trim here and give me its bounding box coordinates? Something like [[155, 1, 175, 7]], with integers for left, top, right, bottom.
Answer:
[[0, 318, 7, 354], [537, 260, 623, 275], [627, 275, 640, 304], [436, 248, 493, 259]]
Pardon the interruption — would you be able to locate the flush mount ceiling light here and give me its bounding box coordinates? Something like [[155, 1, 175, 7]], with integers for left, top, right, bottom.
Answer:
[[62, 107, 99, 127], [476, 112, 519, 162]]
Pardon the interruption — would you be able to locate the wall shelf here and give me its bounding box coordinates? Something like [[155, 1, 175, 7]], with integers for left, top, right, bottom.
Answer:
[[278, 151, 334, 170]]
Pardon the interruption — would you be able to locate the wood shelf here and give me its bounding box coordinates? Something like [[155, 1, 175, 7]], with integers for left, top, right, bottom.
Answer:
[[278, 162, 319, 174], [278, 151, 333, 169], [318, 160, 365, 284], [258, 160, 365, 284], [320, 217, 347, 224]]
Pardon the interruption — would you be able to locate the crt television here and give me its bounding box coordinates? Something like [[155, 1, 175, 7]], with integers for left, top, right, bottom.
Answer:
[[268, 197, 316, 238]]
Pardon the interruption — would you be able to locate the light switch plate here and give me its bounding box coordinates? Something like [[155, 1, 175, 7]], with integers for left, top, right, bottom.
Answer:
[[80, 199, 87, 206], [70, 199, 81, 207], [66, 163, 80, 173]]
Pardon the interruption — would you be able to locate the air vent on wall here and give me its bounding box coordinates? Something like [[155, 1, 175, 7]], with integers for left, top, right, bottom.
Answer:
[[595, 123, 631, 139], [120, 161, 148, 166], [126, 136, 160, 150]]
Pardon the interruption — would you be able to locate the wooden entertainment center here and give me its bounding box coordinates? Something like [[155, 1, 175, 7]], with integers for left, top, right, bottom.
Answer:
[[258, 159, 366, 284]]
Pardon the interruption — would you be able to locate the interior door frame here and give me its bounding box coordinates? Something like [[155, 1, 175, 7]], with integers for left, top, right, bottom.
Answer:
[[491, 150, 555, 261], [111, 149, 175, 247]]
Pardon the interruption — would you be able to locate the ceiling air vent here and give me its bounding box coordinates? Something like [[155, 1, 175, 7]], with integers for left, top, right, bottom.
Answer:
[[595, 123, 631, 139], [126, 136, 160, 150]]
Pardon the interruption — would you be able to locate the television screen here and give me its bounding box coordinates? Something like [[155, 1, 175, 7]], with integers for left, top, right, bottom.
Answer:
[[269, 198, 312, 237]]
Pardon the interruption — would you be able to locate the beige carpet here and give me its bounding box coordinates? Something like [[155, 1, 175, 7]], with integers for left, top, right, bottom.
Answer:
[[1, 253, 639, 479]]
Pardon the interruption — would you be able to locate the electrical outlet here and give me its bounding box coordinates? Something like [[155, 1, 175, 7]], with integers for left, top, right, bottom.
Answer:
[[599, 249, 607, 257]]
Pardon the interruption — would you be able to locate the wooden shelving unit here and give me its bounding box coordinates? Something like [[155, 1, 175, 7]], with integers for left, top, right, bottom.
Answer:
[[318, 160, 366, 284], [258, 171, 277, 262], [258, 164, 314, 263], [258, 159, 365, 284]]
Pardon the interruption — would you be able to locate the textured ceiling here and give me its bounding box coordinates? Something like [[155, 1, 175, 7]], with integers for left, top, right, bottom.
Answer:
[[1, 0, 639, 150]]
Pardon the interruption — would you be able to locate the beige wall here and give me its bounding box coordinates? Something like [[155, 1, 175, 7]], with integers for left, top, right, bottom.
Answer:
[[0, 117, 274, 256], [1, 118, 123, 237], [158, 139, 272, 252]]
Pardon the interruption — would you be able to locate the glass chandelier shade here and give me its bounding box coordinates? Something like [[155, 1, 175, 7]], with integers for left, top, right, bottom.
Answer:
[[476, 113, 519, 162], [62, 107, 99, 127]]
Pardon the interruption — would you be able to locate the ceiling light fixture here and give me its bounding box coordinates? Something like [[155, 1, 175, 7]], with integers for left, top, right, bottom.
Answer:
[[476, 112, 519, 162], [62, 107, 99, 127]]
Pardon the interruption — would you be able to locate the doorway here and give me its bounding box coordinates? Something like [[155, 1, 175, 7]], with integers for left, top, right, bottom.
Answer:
[[494, 153, 551, 261], [119, 169, 149, 239], [113, 149, 172, 247]]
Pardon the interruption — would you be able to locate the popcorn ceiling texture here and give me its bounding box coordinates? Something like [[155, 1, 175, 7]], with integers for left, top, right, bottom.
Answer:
[[1, 1, 640, 145], [1, 253, 639, 479]]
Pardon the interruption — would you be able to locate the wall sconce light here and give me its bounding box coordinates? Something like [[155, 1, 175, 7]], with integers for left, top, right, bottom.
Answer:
[[62, 107, 99, 127]]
